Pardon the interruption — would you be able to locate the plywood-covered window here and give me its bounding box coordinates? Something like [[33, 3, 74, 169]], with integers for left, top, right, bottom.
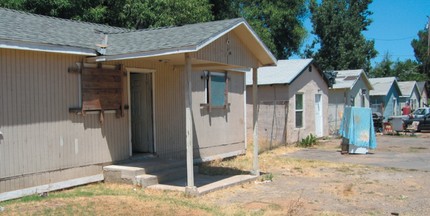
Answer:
[[295, 93, 303, 128], [201, 71, 229, 110], [69, 63, 125, 119]]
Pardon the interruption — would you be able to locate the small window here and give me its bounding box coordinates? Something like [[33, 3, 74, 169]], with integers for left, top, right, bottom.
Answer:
[[202, 71, 229, 110], [295, 93, 303, 128]]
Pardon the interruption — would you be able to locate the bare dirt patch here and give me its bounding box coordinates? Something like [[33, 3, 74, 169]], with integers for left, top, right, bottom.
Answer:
[[2, 135, 430, 215], [202, 135, 430, 215]]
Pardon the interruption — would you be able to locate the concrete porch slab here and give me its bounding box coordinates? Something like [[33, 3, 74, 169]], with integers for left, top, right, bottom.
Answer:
[[147, 174, 258, 196]]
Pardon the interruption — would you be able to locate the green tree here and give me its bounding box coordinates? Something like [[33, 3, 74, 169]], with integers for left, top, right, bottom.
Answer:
[[2, 0, 308, 58], [411, 28, 430, 76], [369, 53, 427, 81], [369, 52, 394, 78], [210, 0, 308, 59], [306, 0, 377, 72], [0, 0, 214, 29], [393, 59, 426, 81]]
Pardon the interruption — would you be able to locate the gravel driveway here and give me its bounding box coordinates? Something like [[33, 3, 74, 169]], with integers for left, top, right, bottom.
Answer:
[[210, 134, 430, 215], [284, 135, 430, 171]]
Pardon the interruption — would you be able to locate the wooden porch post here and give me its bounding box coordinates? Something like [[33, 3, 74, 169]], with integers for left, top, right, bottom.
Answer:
[[185, 53, 198, 195], [252, 67, 260, 176]]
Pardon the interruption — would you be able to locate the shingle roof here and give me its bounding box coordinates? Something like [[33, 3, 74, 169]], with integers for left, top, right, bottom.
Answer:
[[369, 77, 398, 96], [416, 81, 427, 94], [107, 18, 244, 55], [245, 59, 313, 85], [398, 81, 417, 97], [332, 69, 372, 90], [0, 7, 125, 53], [0, 7, 274, 64]]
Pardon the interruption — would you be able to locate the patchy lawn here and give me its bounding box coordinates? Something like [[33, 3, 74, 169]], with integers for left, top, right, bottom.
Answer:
[[2, 135, 430, 215]]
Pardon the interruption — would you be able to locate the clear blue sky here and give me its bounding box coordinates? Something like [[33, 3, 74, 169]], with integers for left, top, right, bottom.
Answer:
[[296, 0, 430, 65]]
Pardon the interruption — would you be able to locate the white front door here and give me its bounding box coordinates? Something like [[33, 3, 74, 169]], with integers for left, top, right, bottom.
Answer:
[[315, 94, 323, 137]]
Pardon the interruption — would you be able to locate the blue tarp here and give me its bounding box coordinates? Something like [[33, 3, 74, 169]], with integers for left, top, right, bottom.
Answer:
[[339, 107, 377, 149]]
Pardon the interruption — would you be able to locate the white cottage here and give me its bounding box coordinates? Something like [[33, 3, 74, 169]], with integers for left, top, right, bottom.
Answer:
[[416, 81, 428, 107], [398, 81, 421, 111], [328, 69, 373, 134], [245, 59, 329, 145]]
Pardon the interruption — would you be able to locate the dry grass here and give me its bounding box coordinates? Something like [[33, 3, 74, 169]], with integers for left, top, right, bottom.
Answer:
[[200, 136, 359, 179], [1, 183, 226, 216], [2, 136, 363, 215]]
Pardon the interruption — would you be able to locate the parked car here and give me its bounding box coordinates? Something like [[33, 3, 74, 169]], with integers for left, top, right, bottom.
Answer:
[[372, 112, 384, 133], [403, 113, 430, 132], [411, 107, 430, 118]]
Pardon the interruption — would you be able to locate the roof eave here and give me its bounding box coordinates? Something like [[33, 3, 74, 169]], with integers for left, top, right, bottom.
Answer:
[[86, 46, 196, 62], [86, 20, 278, 67], [193, 20, 276, 67], [358, 70, 373, 90], [233, 21, 277, 66], [0, 39, 97, 56]]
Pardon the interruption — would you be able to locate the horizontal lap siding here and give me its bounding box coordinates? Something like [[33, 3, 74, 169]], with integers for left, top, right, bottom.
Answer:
[[0, 49, 129, 191]]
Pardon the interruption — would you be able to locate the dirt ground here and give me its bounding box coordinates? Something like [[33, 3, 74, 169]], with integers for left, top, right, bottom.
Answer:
[[2, 133, 430, 215], [203, 133, 430, 215]]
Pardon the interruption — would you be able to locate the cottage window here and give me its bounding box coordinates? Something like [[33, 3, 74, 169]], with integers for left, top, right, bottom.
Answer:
[[295, 93, 303, 128], [68, 62, 125, 120], [202, 71, 229, 110]]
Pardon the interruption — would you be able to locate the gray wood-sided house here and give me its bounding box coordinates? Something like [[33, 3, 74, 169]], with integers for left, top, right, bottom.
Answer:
[[245, 59, 329, 144], [417, 81, 428, 107], [328, 69, 373, 134], [369, 77, 402, 119], [398, 81, 421, 111], [0, 8, 276, 200]]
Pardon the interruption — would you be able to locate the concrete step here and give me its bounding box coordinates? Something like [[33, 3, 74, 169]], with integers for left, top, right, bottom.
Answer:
[[103, 158, 192, 186], [103, 165, 145, 184], [136, 166, 199, 187]]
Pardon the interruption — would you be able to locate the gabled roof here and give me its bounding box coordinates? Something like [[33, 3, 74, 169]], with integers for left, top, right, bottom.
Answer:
[[331, 69, 373, 90], [245, 59, 316, 85], [369, 77, 400, 96], [0, 8, 276, 65], [416, 81, 428, 94], [398, 81, 419, 97]]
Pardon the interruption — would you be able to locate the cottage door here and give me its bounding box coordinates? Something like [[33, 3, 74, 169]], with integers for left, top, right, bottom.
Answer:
[[130, 73, 154, 153], [314, 94, 323, 137]]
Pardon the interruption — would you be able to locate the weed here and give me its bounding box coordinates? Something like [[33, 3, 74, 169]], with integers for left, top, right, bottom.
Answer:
[[261, 173, 273, 182], [297, 134, 317, 148], [286, 191, 305, 216]]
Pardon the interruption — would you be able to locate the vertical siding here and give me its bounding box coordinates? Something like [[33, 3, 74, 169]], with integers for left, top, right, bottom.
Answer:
[[192, 32, 259, 68], [112, 59, 186, 159], [191, 70, 246, 159], [0, 49, 129, 192]]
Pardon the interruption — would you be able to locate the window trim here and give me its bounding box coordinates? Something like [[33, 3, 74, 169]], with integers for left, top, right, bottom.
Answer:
[[295, 93, 304, 128], [201, 70, 230, 111]]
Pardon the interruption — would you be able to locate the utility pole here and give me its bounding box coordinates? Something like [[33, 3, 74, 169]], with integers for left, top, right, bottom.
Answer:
[[427, 16, 430, 57]]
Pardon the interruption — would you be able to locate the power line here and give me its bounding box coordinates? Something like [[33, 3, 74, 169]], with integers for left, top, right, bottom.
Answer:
[[368, 36, 416, 41]]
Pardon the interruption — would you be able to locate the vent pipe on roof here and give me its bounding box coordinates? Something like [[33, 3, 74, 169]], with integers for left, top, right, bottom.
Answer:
[[96, 34, 108, 55]]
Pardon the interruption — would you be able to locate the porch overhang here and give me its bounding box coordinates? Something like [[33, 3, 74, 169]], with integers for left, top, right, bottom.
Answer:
[[85, 21, 277, 68]]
